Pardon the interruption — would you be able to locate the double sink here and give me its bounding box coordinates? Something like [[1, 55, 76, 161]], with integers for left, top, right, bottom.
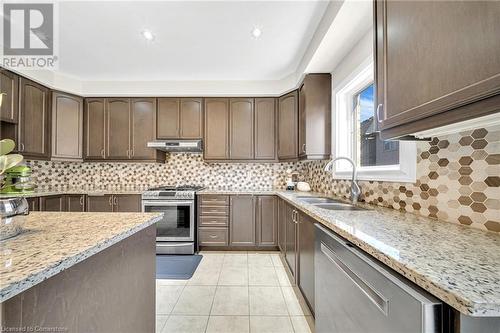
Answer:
[[296, 196, 367, 211]]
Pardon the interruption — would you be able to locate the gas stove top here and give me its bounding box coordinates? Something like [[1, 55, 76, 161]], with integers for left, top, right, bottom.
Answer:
[[142, 185, 203, 200]]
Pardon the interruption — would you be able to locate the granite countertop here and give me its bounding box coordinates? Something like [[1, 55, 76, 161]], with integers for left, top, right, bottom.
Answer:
[[197, 188, 276, 195], [0, 211, 163, 302], [197, 188, 500, 317]]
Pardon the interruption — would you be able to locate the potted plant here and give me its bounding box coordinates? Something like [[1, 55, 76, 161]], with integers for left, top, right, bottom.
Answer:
[[0, 139, 29, 241]]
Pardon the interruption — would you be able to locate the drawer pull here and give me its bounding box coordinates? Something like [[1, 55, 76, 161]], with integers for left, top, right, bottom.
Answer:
[[209, 235, 218, 239]]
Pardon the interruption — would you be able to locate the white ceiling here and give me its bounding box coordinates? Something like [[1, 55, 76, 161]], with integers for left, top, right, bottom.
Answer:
[[58, 1, 329, 81]]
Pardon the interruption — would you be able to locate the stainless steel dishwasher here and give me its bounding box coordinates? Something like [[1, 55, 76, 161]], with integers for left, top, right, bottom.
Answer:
[[315, 223, 443, 333]]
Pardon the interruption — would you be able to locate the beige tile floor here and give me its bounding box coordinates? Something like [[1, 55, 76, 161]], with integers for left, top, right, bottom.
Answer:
[[156, 251, 314, 333]]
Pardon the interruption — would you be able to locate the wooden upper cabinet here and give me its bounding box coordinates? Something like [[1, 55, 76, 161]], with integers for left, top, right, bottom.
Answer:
[[131, 98, 157, 160], [375, 0, 500, 138], [40, 195, 66, 212], [298, 74, 331, 160], [52, 92, 83, 161], [180, 98, 203, 139], [229, 195, 256, 246], [157, 98, 180, 139], [106, 98, 130, 159], [0, 70, 19, 123], [229, 98, 254, 159], [278, 91, 298, 161], [18, 78, 50, 159], [84, 98, 106, 160], [157, 97, 203, 139], [204, 98, 229, 160], [254, 98, 276, 160], [66, 195, 85, 212]]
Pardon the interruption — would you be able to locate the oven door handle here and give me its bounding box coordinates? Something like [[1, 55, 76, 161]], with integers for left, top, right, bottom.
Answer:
[[142, 201, 194, 206]]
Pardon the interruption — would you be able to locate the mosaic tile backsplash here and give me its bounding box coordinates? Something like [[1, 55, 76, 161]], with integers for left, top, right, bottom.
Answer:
[[300, 126, 500, 232], [27, 126, 499, 232], [27, 154, 299, 191]]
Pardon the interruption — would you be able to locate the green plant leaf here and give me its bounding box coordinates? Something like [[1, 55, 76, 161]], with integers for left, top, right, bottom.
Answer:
[[0, 139, 15, 156], [0, 154, 23, 174]]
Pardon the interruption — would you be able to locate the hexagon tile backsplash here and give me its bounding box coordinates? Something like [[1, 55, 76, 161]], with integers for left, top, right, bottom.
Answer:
[[27, 126, 499, 232], [300, 126, 500, 232]]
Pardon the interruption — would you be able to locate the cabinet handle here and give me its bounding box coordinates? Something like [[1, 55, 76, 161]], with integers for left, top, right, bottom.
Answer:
[[79, 196, 84, 206], [302, 144, 306, 153], [131, 149, 134, 158], [376, 104, 384, 124], [109, 196, 113, 206], [114, 197, 118, 205], [19, 143, 25, 152], [209, 235, 218, 239], [101, 149, 105, 158], [126, 149, 130, 158]]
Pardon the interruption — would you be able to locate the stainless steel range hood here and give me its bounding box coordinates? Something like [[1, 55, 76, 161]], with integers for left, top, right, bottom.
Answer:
[[147, 140, 203, 152]]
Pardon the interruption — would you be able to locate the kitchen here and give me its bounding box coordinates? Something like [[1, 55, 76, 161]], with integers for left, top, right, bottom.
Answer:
[[0, 1, 499, 332]]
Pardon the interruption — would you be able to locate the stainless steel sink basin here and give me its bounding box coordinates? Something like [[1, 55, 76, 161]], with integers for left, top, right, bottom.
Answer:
[[296, 196, 344, 204], [313, 203, 367, 211]]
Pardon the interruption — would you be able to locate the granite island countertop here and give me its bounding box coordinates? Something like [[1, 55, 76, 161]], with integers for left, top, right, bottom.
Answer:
[[199, 188, 500, 317], [0, 211, 163, 302]]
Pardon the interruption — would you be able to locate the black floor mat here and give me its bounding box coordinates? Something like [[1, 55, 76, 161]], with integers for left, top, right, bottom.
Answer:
[[156, 254, 202, 279]]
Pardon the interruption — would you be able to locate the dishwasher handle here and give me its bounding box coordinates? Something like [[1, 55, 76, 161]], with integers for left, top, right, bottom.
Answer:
[[321, 242, 389, 316]]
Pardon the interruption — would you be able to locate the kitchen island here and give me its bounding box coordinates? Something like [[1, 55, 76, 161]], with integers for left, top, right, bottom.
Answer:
[[0, 211, 162, 332]]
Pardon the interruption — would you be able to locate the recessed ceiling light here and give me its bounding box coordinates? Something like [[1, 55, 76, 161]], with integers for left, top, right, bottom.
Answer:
[[141, 29, 155, 41], [251, 27, 262, 39]]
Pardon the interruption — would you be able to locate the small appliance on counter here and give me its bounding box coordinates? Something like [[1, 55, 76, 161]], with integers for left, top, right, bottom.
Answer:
[[285, 169, 300, 191], [296, 181, 311, 192], [0, 165, 36, 194]]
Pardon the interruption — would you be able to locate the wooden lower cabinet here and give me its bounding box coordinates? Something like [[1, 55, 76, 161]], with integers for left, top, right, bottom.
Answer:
[[298, 212, 316, 313], [40, 195, 66, 211], [278, 198, 287, 252], [256, 196, 278, 247], [198, 195, 230, 247], [26, 197, 40, 211], [199, 228, 228, 246], [113, 194, 141, 212], [229, 195, 256, 246], [87, 194, 140, 212], [285, 203, 298, 282], [66, 195, 86, 212], [87, 195, 114, 212]]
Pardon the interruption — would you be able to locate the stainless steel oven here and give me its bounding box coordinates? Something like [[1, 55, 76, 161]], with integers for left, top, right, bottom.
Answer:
[[142, 186, 202, 254]]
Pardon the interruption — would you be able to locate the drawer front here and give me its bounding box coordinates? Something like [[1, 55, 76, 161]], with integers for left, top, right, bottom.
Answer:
[[199, 195, 229, 206], [200, 205, 229, 216], [199, 228, 228, 246], [199, 216, 229, 227]]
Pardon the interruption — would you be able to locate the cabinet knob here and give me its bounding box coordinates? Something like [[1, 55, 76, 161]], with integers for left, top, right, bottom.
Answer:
[[376, 104, 384, 124]]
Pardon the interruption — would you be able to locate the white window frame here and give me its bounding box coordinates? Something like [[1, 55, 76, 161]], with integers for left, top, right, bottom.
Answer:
[[332, 57, 416, 183]]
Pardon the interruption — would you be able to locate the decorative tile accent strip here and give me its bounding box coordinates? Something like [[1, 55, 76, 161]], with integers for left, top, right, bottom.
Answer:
[[27, 154, 300, 191], [300, 126, 500, 232]]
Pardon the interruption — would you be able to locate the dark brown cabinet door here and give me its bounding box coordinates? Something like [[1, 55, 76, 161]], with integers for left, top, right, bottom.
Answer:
[[18, 78, 50, 159], [298, 212, 315, 313], [298, 84, 306, 158], [106, 98, 130, 159], [285, 204, 297, 281], [278, 198, 286, 253], [204, 98, 229, 160], [0, 70, 19, 123], [229, 98, 254, 159], [131, 98, 156, 160], [180, 98, 203, 139], [113, 194, 141, 212], [229, 195, 256, 246], [157, 98, 180, 139], [376, 1, 500, 137], [84, 98, 106, 160], [256, 196, 277, 247], [278, 91, 298, 160], [40, 195, 65, 211], [87, 195, 113, 212], [26, 197, 40, 211], [298, 74, 331, 160], [254, 98, 276, 160], [52, 92, 83, 160], [66, 195, 86, 212]]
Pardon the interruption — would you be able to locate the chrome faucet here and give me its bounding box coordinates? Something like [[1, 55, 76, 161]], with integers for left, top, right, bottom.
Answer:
[[324, 157, 361, 204]]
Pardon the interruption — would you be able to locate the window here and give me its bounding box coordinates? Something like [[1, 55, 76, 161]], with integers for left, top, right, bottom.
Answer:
[[333, 60, 416, 182], [354, 84, 399, 167]]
